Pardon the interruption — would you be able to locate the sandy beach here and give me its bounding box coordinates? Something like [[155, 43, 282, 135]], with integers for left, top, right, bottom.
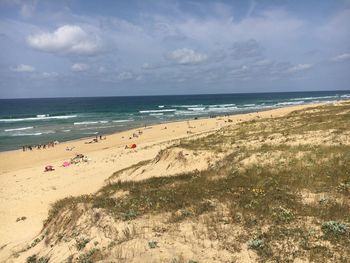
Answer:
[[0, 102, 334, 261]]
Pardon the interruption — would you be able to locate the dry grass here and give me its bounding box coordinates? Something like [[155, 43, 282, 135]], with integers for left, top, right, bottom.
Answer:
[[20, 101, 350, 262]]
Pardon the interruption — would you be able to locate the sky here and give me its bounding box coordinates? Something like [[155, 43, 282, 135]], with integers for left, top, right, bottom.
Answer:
[[0, 0, 349, 98]]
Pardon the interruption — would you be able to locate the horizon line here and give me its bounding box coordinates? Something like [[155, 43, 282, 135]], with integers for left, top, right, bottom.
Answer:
[[0, 89, 349, 100]]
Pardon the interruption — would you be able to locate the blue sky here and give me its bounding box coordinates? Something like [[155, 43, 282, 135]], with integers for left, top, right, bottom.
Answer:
[[0, 0, 349, 98]]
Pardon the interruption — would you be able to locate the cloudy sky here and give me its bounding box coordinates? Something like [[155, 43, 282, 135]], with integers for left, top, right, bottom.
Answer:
[[0, 0, 349, 98]]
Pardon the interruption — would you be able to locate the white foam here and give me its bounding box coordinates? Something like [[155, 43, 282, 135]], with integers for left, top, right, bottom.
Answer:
[[277, 101, 305, 106], [208, 104, 236, 108], [242, 104, 256, 107], [290, 96, 338, 101], [175, 110, 202, 116], [0, 115, 77, 123], [4, 126, 33, 132], [74, 121, 99, 125], [112, 119, 133, 123], [98, 125, 115, 129], [41, 130, 55, 134], [150, 113, 164, 116], [207, 106, 238, 112], [158, 105, 165, 108], [11, 132, 42, 136], [172, 104, 203, 108], [139, 109, 176, 113], [187, 107, 206, 111], [74, 120, 109, 125]]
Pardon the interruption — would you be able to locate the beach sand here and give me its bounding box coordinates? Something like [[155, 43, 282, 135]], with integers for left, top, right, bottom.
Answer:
[[0, 103, 325, 260]]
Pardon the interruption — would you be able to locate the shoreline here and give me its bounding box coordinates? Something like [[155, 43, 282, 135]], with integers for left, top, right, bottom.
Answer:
[[0, 101, 341, 260], [0, 102, 331, 173], [0, 100, 340, 155]]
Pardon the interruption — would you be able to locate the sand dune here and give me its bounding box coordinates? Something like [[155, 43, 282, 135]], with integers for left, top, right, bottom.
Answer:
[[0, 103, 333, 261]]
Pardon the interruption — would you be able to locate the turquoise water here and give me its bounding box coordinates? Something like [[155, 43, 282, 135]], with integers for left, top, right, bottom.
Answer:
[[0, 91, 349, 151]]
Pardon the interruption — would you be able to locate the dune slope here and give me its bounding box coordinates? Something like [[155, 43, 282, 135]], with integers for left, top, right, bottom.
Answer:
[[3, 102, 350, 262]]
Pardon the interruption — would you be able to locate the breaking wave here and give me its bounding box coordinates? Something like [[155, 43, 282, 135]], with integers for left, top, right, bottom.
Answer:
[[0, 114, 77, 123]]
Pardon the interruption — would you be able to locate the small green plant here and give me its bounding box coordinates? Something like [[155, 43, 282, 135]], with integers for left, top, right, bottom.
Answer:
[[26, 255, 37, 263], [108, 240, 116, 249], [31, 238, 41, 248], [76, 238, 90, 250], [272, 206, 294, 223], [38, 258, 49, 263], [337, 181, 350, 193], [321, 221, 348, 236], [78, 248, 99, 263], [319, 197, 330, 205], [122, 209, 138, 221], [148, 240, 158, 249], [248, 238, 264, 250], [56, 233, 64, 242]]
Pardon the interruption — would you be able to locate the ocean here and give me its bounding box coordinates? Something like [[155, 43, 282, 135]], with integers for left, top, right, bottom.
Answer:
[[0, 90, 349, 152]]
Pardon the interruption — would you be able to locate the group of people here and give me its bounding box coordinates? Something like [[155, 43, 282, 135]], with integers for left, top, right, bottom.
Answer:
[[131, 130, 143, 139], [85, 134, 107, 144], [122, 130, 144, 149], [22, 141, 58, 151]]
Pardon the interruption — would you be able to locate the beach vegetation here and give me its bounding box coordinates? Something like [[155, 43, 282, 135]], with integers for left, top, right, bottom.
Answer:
[[77, 248, 100, 263], [37, 258, 49, 263], [248, 238, 264, 250], [75, 237, 90, 250], [40, 101, 350, 262], [321, 221, 348, 236], [122, 209, 138, 221], [148, 240, 158, 249], [26, 255, 49, 263]]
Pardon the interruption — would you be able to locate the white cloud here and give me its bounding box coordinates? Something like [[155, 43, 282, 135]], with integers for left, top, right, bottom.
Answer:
[[27, 25, 101, 55], [71, 63, 89, 72], [287, 64, 312, 73], [142, 63, 152, 69], [40, 72, 58, 78], [332, 53, 350, 62], [11, 64, 35, 72], [29, 71, 59, 79], [117, 71, 134, 80], [168, 48, 208, 65]]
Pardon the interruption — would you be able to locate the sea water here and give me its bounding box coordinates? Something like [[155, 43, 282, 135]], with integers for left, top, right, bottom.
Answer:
[[0, 90, 349, 151]]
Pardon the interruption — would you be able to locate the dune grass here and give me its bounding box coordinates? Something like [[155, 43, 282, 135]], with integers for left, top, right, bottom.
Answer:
[[43, 101, 350, 262]]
